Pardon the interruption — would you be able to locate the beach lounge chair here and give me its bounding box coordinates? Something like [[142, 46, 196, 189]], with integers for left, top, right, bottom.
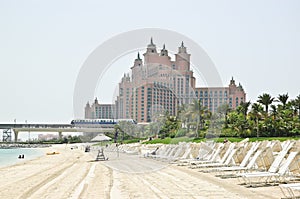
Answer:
[[188, 143, 225, 167], [147, 144, 172, 159], [191, 143, 239, 169], [176, 142, 216, 165], [164, 143, 191, 161], [148, 144, 186, 161], [170, 143, 193, 162], [279, 183, 300, 199], [239, 141, 294, 173], [239, 150, 299, 187], [214, 142, 262, 177], [189, 143, 230, 168]]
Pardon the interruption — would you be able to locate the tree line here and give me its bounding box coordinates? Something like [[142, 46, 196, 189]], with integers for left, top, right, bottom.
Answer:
[[175, 93, 300, 138], [112, 93, 300, 140]]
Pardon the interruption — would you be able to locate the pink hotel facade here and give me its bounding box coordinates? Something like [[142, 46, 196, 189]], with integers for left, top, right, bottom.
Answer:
[[85, 39, 246, 123]]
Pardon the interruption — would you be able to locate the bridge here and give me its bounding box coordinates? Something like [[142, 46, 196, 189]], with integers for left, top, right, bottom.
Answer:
[[0, 123, 115, 142]]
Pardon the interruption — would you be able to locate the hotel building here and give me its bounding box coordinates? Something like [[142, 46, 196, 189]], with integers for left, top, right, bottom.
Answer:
[[85, 98, 114, 119], [85, 39, 246, 122]]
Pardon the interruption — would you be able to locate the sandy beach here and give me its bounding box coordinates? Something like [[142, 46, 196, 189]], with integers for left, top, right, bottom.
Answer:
[[0, 144, 284, 199]]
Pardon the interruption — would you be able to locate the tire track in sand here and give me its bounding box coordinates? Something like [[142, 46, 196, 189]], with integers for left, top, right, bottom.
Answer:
[[79, 163, 113, 199], [0, 155, 76, 198], [20, 154, 92, 199], [19, 161, 79, 198]]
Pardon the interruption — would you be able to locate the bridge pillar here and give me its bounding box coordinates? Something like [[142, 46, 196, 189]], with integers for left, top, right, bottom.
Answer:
[[2, 129, 12, 142], [13, 130, 19, 142], [58, 132, 62, 140]]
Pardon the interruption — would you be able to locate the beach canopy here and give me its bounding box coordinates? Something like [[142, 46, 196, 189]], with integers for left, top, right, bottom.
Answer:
[[91, 134, 112, 142]]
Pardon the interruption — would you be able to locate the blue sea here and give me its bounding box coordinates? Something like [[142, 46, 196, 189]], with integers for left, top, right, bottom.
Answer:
[[0, 148, 44, 168]]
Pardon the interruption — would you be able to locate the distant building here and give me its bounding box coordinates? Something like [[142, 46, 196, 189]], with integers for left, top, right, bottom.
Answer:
[[38, 134, 58, 141], [85, 38, 246, 122], [85, 98, 114, 119]]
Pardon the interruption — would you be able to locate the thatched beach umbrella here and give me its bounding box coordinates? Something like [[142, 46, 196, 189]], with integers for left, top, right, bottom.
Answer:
[[91, 134, 112, 142]]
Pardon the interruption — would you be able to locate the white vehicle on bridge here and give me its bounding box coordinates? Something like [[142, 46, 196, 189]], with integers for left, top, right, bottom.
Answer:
[[70, 119, 136, 128]]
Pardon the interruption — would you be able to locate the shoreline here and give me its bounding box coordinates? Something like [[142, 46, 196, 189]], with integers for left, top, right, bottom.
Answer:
[[0, 147, 49, 169]]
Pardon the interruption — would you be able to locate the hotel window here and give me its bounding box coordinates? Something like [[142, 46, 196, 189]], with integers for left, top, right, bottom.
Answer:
[[200, 91, 203, 97]]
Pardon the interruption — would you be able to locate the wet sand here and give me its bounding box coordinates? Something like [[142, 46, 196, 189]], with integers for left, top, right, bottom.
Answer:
[[0, 144, 284, 199]]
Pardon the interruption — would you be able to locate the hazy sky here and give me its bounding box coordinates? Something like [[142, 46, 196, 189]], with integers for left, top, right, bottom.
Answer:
[[0, 0, 299, 124]]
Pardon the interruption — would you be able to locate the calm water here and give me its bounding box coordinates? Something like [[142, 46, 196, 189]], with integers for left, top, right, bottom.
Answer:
[[0, 148, 44, 168]]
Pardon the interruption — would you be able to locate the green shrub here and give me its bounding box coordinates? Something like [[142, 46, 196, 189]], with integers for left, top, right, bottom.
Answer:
[[144, 137, 172, 144], [175, 129, 187, 137], [221, 128, 237, 137]]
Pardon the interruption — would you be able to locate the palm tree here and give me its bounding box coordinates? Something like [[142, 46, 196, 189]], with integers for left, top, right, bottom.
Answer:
[[257, 93, 274, 113], [156, 111, 169, 138], [190, 99, 208, 137], [177, 103, 192, 133], [114, 124, 122, 143], [226, 111, 246, 137], [291, 95, 300, 120], [118, 121, 135, 140], [270, 104, 280, 136], [250, 103, 264, 138], [217, 104, 231, 128], [278, 93, 289, 109], [238, 101, 251, 118], [270, 105, 278, 119]]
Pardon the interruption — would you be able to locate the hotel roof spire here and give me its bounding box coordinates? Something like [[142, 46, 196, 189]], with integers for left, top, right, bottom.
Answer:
[[178, 41, 187, 53], [146, 37, 157, 53], [137, 52, 141, 60], [230, 77, 236, 85], [160, 44, 168, 56]]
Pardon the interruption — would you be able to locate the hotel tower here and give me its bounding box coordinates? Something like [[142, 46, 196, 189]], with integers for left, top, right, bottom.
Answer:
[[85, 39, 246, 123]]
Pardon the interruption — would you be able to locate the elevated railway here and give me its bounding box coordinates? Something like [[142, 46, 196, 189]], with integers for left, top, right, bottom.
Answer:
[[0, 123, 114, 142]]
